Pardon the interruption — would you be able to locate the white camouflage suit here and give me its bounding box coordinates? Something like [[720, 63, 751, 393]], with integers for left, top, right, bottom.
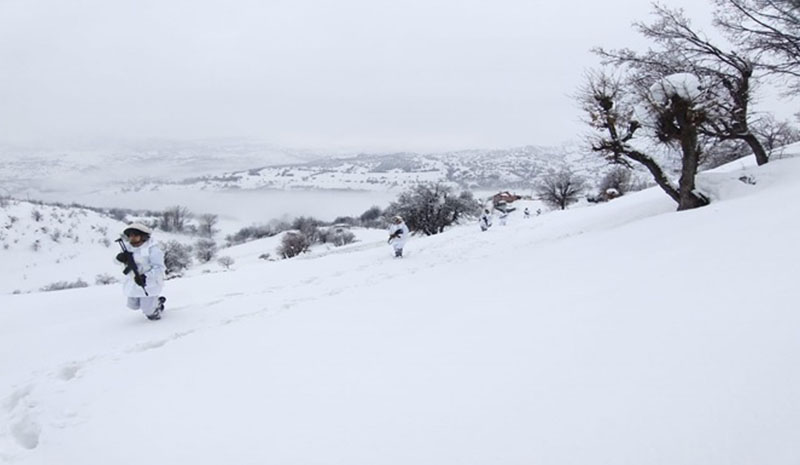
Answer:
[[388, 221, 409, 257], [116, 239, 166, 317]]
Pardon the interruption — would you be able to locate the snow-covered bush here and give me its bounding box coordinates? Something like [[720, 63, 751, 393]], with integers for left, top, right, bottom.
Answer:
[[359, 206, 384, 228], [217, 256, 235, 270], [160, 240, 193, 276], [278, 232, 311, 258], [40, 279, 89, 292], [319, 228, 356, 246], [386, 183, 481, 235], [593, 167, 632, 201], [291, 216, 323, 243], [332, 216, 359, 227], [107, 208, 128, 222], [195, 238, 218, 263], [226, 221, 290, 246], [95, 273, 118, 285]]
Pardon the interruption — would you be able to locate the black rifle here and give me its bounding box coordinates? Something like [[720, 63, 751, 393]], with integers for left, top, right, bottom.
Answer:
[[388, 229, 403, 243], [115, 238, 149, 296]]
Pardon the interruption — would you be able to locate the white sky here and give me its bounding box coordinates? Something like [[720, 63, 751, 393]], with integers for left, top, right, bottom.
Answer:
[[1, 0, 790, 152]]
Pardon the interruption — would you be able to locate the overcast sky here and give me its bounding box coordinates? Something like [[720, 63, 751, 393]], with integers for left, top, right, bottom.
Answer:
[[1, 0, 788, 153]]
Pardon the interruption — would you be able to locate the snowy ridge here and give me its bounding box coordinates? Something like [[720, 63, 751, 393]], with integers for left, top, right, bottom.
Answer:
[[122, 144, 622, 194], [1, 152, 799, 464]]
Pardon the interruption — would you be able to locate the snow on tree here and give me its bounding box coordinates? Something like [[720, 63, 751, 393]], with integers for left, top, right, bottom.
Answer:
[[278, 232, 311, 259], [578, 70, 710, 210], [385, 183, 481, 236], [160, 240, 193, 276], [195, 238, 218, 263], [595, 4, 771, 166]]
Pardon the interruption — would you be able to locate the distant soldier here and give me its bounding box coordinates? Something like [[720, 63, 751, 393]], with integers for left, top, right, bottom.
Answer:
[[499, 210, 509, 226], [114, 223, 167, 321], [524, 207, 530, 219], [479, 209, 492, 232], [387, 216, 409, 258]]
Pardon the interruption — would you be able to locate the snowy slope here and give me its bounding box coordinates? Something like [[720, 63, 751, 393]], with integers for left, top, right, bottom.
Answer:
[[1, 154, 799, 464], [0, 199, 386, 294], [0, 201, 218, 295], [0, 201, 133, 294]]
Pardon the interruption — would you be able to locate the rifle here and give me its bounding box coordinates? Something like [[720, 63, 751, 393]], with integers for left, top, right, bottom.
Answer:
[[115, 238, 149, 296], [388, 228, 403, 243]]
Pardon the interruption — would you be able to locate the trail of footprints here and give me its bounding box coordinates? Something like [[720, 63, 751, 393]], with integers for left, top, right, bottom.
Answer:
[[0, 292, 305, 454], [1, 255, 449, 456]]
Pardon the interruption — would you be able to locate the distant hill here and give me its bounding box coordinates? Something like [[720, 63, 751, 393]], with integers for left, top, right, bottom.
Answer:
[[0, 140, 321, 198], [126, 144, 641, 194]]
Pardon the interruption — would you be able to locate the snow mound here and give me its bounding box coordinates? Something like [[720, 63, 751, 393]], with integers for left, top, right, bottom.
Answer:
[[649, 72, 704, 102]]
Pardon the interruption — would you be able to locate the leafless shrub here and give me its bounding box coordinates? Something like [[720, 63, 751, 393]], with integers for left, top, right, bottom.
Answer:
[[40, 279, 89, 292], [95, 274, 118, 285], [278, 232, 311, 259], [195, 238, 218, 263], [217, 256, 235, 269]]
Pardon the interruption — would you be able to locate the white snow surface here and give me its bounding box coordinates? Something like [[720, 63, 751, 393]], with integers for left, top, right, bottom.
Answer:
[[649, 72, 704, 103], [1, 154, 800, 464]]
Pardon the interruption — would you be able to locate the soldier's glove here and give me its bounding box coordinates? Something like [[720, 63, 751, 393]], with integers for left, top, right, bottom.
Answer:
[[134, 274, 147, 287], [116, 251, 134, 264]]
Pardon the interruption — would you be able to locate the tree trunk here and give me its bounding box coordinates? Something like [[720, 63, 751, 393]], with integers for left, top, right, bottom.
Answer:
[[625, 150, 681, 205], [676, 120, 709, 211], [741, 133, 770, 166]]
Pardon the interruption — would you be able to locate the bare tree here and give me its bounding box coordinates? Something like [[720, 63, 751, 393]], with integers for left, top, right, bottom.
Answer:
[[596, 4, 770, 166], [198, 214, 219, 237], [578, 70, 709, 210], [535, 169, 586, 210], [753, 114, 800, 154], [160, 206, 192, 233], [217, 256, 235, 270], [714, 0, 800, 92]]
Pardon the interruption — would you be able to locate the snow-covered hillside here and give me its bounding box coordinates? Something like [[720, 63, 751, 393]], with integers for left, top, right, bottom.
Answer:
[[0, 140, 320, 199], [123, 144, 625, 194], [0, 200, 131, 294], [1, 152, 798, 465], [0, 198, 384, 294]]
